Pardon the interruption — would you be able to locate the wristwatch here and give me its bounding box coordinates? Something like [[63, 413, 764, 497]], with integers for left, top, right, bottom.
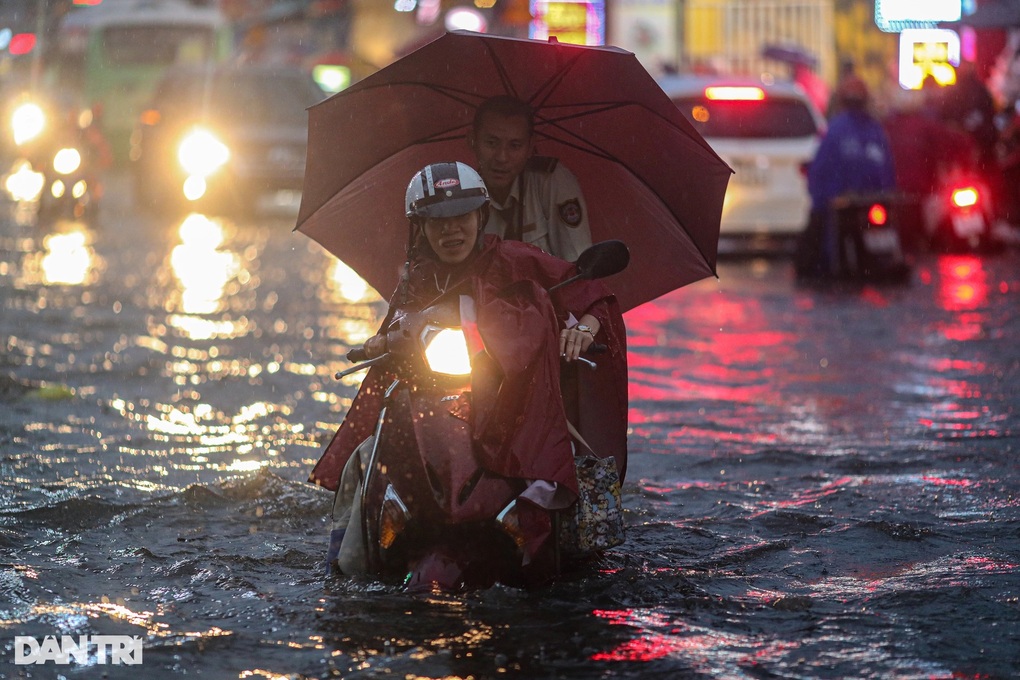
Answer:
[[573, 324, 595, 338]]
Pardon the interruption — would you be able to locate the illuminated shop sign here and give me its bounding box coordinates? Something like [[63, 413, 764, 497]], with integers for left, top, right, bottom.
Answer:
[[875, 0, 961, 32], [898, 28, 960, 89], [530, 0, 605, 45]]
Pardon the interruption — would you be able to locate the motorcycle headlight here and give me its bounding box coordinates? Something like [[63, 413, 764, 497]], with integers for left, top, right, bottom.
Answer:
[[421, 325, 471, 376], [11, 102, 45, 146], [52, 147, 82, 175], [177, 128, 229, 177]]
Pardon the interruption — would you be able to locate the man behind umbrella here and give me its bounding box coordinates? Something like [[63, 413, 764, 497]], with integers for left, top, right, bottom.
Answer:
[[468, 96, 593, 262]]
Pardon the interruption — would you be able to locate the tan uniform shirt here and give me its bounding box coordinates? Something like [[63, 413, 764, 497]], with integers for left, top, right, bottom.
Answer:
[[483, 156, 593, 263]]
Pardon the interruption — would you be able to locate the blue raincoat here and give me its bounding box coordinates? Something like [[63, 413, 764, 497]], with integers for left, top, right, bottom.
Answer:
[[806, 109, 897, 272]]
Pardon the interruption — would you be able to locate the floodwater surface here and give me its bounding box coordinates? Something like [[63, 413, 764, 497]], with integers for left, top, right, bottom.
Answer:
[[1, 196, 1018, 679]]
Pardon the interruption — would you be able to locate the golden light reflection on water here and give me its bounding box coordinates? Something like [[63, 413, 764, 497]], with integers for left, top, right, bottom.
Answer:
[[167, 214, 249, 340], [105, 398, 315, 470], [307, 251, 384, 399], [7, 602, 169, 638], [226, 459, 268, 472], [41, 229, 94, 285]]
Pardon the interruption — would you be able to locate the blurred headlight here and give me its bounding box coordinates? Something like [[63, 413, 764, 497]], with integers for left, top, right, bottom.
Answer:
[[4, 160, 45, 201], [12, 102, 45, 146], [52, 147, 81, 175], [183, 175, 207, 201], [177, 128, 229, 177]]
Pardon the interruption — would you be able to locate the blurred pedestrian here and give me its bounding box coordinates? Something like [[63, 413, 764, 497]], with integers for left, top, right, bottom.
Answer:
[[796, 76, 897, 276], [825, 58, 859, 119]]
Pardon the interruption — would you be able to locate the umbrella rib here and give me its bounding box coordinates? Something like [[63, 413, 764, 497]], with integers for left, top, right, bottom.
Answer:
[[532, 105, 722, 275], [529, 51, 589, 110], [536, 99, 725, 167], [472, 34, 591, 110], [480, 40, 523, 97], [337, 80, 488, 109]]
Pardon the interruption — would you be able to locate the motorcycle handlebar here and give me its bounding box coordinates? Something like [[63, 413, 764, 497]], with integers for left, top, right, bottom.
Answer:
[[346, 346, 369, 363], [341, 338, 607, 378]]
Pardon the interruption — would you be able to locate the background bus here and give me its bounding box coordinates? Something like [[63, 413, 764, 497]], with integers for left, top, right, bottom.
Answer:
[[50, 0, 234, 164]]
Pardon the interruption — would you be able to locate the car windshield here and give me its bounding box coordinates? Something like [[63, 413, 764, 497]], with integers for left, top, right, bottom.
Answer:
[[157, 72, 323, 125], [672, 96, 819, 139]]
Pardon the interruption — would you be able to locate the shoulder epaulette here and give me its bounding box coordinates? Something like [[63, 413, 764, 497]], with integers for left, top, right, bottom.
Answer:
[[526, 155, 559, 173]]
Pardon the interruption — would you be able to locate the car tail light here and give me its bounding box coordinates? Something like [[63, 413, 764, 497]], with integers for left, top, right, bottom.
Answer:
[[951, 186, 979, 209], [868, 203, 888, 226], [704, 86, 765, 101], [9, 33, 36, 56]]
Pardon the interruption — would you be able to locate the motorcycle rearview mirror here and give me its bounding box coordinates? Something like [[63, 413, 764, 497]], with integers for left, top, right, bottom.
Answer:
[[548, 240, 630, 293]]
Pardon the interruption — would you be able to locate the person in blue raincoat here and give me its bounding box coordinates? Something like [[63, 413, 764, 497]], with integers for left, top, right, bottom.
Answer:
[[796, 76, 897, 276]]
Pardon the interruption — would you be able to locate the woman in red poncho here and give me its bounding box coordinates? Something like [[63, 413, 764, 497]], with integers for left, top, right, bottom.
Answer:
[[311, 162, 627, 586]]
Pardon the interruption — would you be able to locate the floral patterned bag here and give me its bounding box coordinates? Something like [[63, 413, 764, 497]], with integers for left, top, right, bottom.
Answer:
[[558, 454, 625, 557]]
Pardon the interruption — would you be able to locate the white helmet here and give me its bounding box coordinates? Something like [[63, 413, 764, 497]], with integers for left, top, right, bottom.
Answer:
[[405, 161, 489, 220]]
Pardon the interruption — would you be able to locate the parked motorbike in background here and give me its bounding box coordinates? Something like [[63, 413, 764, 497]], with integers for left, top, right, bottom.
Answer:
[[1, 93, 107, 222], [329, 241, 629, 592], [921, 170, 1001, 253], [795, 192, 911, 283]]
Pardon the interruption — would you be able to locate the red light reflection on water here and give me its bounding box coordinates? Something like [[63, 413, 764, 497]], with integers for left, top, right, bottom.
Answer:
[[589, 608, 801, 667], [921, 475, 976, 488], [937, 255, 988, 314], [591, 634, 694, 662], [961, 555, 1019, 572], [626, 290, 797, 410], [754, 475, 854, 513], [590, 609, 712, 663]]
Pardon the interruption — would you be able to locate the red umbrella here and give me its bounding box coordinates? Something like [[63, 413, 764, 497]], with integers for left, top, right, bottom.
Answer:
[[295, 30, 731, 311]]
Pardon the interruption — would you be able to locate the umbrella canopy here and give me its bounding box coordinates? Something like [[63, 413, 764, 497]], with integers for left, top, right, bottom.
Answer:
[[295, 31, 732, 311], [762, 43, 818, 69]]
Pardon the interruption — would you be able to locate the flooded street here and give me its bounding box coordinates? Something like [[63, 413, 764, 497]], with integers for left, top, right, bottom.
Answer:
[[1, 183, 1019, 679]]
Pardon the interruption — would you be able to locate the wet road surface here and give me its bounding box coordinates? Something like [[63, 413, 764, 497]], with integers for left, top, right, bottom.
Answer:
[[1, 184, 1019, 679]]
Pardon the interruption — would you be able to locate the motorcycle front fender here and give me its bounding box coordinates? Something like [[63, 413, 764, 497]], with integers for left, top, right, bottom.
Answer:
[[408, 388, 517, 523]]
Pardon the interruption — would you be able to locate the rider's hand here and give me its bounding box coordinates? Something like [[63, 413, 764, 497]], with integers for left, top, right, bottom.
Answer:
[[560, 315, 600, 362], [363, 333, 388, 359]]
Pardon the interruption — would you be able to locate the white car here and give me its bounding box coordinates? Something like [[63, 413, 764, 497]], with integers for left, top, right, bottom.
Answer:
[[657, 74, 826, 245]]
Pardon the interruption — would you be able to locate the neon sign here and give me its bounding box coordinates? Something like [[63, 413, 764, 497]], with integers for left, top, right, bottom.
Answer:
[[875, 0, 961, 32], [530, 1, 605, 46]]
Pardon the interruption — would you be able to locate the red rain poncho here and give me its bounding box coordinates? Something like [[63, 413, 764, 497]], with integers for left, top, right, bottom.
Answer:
[[309, 235, 628, 496]]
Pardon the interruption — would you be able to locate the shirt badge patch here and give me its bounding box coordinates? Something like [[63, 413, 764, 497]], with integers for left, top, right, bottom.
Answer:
[[558, 198, 583, 227]]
